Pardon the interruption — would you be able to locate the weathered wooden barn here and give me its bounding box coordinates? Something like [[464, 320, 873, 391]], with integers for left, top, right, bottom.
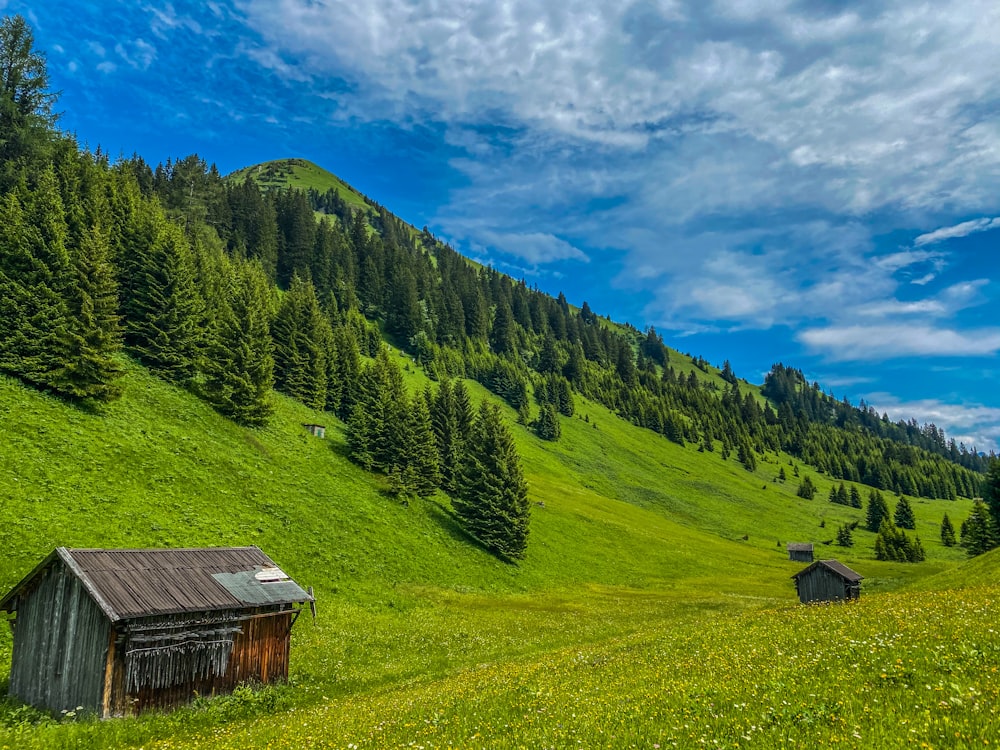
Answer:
[[792, 559, 862, 604], [0, 547, 313, 717], [786, 542, 814, 562]]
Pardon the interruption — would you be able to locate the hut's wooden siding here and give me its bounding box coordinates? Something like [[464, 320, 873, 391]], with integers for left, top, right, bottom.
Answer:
[[8, 564, 110, 713], [788, 549, 813, 563], [796, 565, 858, 604], [227, 611, 292, 685], [106, 609, 293, 716]]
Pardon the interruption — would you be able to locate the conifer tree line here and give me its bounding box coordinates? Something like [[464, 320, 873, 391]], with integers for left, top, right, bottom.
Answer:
[[0, 12, 991, 525]]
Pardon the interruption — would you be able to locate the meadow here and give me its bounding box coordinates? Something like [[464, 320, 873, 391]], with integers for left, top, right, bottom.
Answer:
[[0, 356, 990, 749]]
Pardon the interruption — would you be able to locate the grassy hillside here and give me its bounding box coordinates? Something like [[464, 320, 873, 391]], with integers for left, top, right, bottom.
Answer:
[[227, 158, 371, 213], [0, 348, 984, 748]]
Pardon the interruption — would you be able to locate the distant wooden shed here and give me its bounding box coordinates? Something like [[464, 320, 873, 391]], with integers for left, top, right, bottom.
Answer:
[[0, 547, 313, 717], [303, 423, 326, 438], [786, 542, 814, 562], [792, 559, 863, 604]]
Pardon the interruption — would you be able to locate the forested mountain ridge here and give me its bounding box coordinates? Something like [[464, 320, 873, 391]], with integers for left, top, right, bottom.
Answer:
[[1, 13, 997, 565]]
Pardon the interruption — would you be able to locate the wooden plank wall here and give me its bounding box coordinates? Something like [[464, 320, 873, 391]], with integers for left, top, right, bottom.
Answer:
[[797, 567, 851, 604], [109, 610, 293, 715], [8, 564, 110, 714]]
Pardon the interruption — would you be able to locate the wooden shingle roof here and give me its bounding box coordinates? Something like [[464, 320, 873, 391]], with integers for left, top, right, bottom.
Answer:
[[786, 542, 814, 552], [0, 547, 312, 622], [791, 559, 863, 582]]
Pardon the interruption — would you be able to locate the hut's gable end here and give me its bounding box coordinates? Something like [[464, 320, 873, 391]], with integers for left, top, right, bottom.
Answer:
[[8, 562, 110, 714], [793, 560, 862, 604], [787, 543, 814, 562]]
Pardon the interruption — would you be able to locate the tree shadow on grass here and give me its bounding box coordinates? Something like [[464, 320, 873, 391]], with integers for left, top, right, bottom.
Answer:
[[423, 497, 519, 566]]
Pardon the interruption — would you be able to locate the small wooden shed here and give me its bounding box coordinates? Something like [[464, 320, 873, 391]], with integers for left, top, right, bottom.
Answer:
[[792, 559, 863, 604], [1, 547, 313, 717], [303, 424, 326, 438], [786, 542, 814, 562]]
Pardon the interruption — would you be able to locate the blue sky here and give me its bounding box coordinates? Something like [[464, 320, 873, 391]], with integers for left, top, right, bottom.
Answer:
[[9, 0, 1000, 451]]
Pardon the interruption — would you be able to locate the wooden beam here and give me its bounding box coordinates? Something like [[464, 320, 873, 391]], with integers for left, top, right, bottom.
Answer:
[[101, 628, 116, 718]]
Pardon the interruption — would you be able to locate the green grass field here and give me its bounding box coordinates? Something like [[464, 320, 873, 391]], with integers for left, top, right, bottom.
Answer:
[[0, 353, 993, 749]]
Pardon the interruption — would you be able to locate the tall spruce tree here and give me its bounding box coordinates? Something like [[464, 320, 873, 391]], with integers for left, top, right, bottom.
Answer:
[[983, 459, 1000, 539], [398, 394, 440, 497], [865, 489, 890, 532], [0, 189, 69, 389], [961, 499, 995, 556], [796, 475, 816, 499], [271, 274, 327, 409], [203, 261, 275, 425], [332, 323, 362, 421], [940, 513, 957, 547], [455, 400, 530, 560], [431, 378, 463, 494], [125, 217, 204, 383], [893, 495, 916, 530], [51, 224, 124, 401], [0, 14, 58, 189], [849, 485, 862, 509], [534, 402, 560, 441]]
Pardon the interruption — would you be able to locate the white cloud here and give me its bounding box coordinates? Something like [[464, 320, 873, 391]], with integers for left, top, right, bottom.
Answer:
[[96, 61, 117, 74], [873, 250, 944, 273], [914, 217, 1000, 246], [798, 325, 1000, 360], [460, 228, 588, 265], [115, 39, 157, 70]]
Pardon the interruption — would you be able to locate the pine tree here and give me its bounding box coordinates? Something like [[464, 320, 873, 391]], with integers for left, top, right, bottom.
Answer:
[[489, 301, 516, 355], [797, 475, 817, 500], [50, 224, 124, 401], [940, 513, 957, 547], [0, 15, 59, 189], [453, 380, 475, 443], [961, 499, 995, 556], [203, 261, 275, 425], [346, 398, 375, 470], [126, 219, 204, 383], [455, 400, 530, 560], [849, 485, 862, 509], [865, 489, 890, 532], [874, 519, 924, 562], [0, 187, 72, 390], [398, 394, 440, 497], [332, 323, 362, 421], [836, 523, 854, 547], [272, 274, 327, 409], [893, 495, 916, 530], [983, 459, 1000, 538], [534, 402, 560, 441], [431, 379, 463, 494]]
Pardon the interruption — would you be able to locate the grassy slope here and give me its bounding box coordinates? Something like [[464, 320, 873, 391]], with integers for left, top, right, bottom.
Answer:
[[227, 158, 371, 213], [0, 347, 981, 747]]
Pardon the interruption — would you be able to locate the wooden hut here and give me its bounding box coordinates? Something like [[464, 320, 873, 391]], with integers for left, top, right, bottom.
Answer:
[[792, 559, 862, 604], [0, 547, 313, 717], [786, 542, 814, 562], [303, 424, 326, 438]]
